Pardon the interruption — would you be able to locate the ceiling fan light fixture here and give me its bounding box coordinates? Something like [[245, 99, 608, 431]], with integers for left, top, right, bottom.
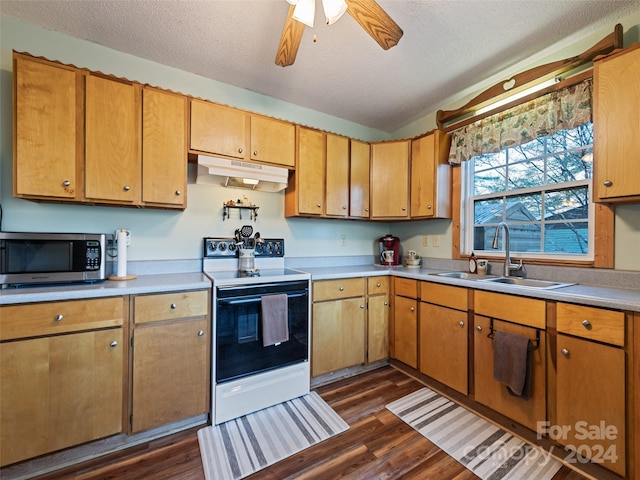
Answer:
[[292, 0, 316, 27], [322, 0, 347, 25]]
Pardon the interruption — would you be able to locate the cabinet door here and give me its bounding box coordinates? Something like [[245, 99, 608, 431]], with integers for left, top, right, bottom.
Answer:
[[410, 131, 452, 219], [132, 318, 209, 433], [474, 316, 545, 431], [594, 44, 640, 201], [419, 303, 467, 394], [370, 141, 409, 218], [325, 134, 349, 217], [296, 127, 325, 215], [368, 293, 389, 363], [14, 56, 78, 199], [393, 295, 417, 368], [85, 75, 140, 203], [556, 334, 625, 476], [190, 100, 248, 158], [250, 115, 295, 167], [350, 139, 370, 218], [142, 88, 187, 207], [312, 297, 366, 377], [1, 329, 124, 466]]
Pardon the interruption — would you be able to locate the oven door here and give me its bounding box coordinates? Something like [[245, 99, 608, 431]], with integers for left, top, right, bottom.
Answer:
[[215, 280, 309, 384]]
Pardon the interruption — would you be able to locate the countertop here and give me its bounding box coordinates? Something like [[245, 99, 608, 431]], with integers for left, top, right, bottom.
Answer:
[[303, 264, 640, 313], [1, 265, 639, 313], [0, 272, 211, 305]]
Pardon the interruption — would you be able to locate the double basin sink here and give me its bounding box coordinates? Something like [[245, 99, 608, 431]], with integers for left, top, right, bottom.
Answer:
[[430, 271, 574, 290]]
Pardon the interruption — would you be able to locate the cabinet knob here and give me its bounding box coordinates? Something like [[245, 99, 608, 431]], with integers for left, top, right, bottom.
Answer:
[[110, 341, 118, 348], [427, 205, 432, 210], [376, 282, 381, 287], [581, 319, 592, 329], [365, 208, 369, 212], [603, 180, 613, 187], [360, 305, 365, 309], [62, 180, 71, 187], [198, 330, 205, 337], [170, 303, 177, 309], [253, 150, 258, 156], [410, 307, 415, 312], [317, 204, 322, 208], [476, 325, 482, 332], [339, 287, 344, 291], [175, 190, 181, 196], [401, 207, 406, 211], [54, 314, 64, 322], [384, 302, 389, 306], [459, 321, 465, 327], [238, 148, 243, 154], [123, 185, 130, 192], [342, 206, 347, 210], [561, 348, 570, 357]]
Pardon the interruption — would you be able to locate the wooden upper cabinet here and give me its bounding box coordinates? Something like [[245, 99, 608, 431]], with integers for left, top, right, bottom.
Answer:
[[190, 100, 248, 159], [350, 139, 370, 218], [250, 115, 295, 167], [594, 43, 640, 203], [85, 74, 141, 204], [370, 140, 410, 219], [410, 130, 452, 219], [286, 126, 325, 216], [325, 133, 349, 217], [142, 87, 187, 208], [13, 54, 79, 200]]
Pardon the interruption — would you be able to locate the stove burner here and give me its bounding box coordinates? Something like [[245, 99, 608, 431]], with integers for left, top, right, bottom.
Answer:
[[240, 269, 260, 277]]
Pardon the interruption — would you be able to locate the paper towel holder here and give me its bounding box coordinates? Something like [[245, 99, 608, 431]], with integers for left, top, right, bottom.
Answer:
[[108, 228, 137, 281]]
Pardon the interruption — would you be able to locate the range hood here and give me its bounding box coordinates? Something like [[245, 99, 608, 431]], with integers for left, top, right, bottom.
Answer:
[[196, 155, 289, 192]]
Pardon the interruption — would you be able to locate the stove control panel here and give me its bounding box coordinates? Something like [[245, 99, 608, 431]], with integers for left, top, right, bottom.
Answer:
[[203, 238, 285, 258]]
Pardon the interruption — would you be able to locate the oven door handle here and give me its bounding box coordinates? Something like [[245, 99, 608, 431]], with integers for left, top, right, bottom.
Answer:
[[217, 292, 307, 306]]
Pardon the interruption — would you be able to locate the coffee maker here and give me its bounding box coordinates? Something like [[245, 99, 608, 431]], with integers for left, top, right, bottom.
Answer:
[[378, 234, 400, 265]]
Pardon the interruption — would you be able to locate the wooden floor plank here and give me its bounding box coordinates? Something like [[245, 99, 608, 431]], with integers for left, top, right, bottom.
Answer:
[[29, 366, 588, 480]]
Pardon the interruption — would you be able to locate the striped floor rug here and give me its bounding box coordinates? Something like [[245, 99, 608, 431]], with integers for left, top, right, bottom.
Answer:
[[197, 391, 349, 480], [387, 387, 562, 480]]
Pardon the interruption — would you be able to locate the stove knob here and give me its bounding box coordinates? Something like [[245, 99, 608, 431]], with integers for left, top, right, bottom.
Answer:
[[228, 243, 237, 252], [219, 242, 227, 251], [255, 242, 265, 254]]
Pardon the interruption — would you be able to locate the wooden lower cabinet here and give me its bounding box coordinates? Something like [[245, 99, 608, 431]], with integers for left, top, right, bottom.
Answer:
[[367, 276, 390, 363], [0, 328, 124, 466], [393, 295, 418, 369], [131, 290, 210, 433], [474, 316, 546, 432]]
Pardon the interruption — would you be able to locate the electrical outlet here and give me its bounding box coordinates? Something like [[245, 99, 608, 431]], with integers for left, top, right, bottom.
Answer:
[[340, 234, 346, 247], [432, 234, 440, 247], [423, 235, 430, 246]]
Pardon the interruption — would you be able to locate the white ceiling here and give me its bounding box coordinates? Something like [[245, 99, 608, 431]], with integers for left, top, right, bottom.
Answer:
[[1, 0, 638, 133]]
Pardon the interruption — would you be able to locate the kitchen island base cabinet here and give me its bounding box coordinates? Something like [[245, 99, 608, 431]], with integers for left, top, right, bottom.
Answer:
[[0, 297, 125, 467], [130, 290, 210, 433]]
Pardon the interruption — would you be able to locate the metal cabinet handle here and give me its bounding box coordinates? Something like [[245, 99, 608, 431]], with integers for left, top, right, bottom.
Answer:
[[603, 180, 613, 187], [410, 307, 415, 312], [365, 208, 369, 212], [581, 320, 592, 329], [253, 150, 258, 156], [170, 303, 177, 309], [427, 205, 432, 210], [360, 305, 365, 309], [63, 180, 71, 187], [54, 314, 64, 322], [459, 321, 465, 327], [110, 341, 118, 348], [342, 205, 347, 210], [175, 190, 181, 196], [339, 287, 344, 291], [384, 302, 389, 306], [198, 330, 205, 337], [238, 148, 243, 154], [123, 185, 130, 191], [561, 348, 570, 357], [376, 282, 381, 287], [476, 325, 482, 332], [317, 203, 322, 208], [401, 207, 406, 211]]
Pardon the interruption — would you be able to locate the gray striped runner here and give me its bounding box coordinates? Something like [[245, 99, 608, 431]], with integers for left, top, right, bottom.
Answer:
[[197, 391, 349, 480], [387, 388, 562, 480]]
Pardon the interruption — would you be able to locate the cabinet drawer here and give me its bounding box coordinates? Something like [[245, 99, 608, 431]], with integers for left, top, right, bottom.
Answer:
[[367, 276, 389, 295], [420, 282, 467, 311], [134, 290, 209, 324], [474, 291, 545, 329], [313, 278, 365, 302], [556, 303, 624, 346], [394, 277, 417, 298], [0, 297, 124, 340]]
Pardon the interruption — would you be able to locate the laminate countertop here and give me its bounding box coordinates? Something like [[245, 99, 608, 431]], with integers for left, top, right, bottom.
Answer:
[[302, 264, 640, 313]]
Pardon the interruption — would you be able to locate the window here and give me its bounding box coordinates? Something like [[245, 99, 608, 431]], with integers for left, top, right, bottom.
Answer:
[[463, 123, 593, 260]]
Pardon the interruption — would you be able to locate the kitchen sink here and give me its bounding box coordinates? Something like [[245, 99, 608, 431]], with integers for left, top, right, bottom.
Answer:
[[430, 271, 496, 280], [478, 276, 574, 289]]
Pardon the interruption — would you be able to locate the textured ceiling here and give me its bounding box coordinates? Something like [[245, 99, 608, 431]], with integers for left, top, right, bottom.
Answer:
[[1, 0, 638, 133]]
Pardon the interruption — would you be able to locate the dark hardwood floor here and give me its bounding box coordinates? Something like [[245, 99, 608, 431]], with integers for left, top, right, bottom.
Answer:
[[34, 366, 588, 480]]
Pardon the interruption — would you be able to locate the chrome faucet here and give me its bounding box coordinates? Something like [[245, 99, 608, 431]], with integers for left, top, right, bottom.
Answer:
[[491, 222, 524, 277]]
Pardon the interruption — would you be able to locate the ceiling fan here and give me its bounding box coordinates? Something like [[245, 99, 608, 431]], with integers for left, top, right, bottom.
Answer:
[[275, 0, 403, 67]]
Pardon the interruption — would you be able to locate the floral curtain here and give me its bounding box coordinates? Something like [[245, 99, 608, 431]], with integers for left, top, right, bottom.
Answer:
[[448, 78, 592, 165]]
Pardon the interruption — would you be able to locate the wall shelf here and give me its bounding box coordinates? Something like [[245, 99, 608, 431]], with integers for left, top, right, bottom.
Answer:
[[222, 204, 259, 221]]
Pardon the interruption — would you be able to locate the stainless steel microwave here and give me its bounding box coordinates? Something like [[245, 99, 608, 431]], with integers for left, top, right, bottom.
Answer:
[[0, 232, 107, 288]]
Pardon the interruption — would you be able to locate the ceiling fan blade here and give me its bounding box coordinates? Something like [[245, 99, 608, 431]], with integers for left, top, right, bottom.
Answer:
[[346, 0, 403, 50], [275, 4, 305, 67]]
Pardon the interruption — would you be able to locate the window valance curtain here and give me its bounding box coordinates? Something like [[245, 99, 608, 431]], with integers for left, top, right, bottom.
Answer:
[[448, 78, 592, 165]]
